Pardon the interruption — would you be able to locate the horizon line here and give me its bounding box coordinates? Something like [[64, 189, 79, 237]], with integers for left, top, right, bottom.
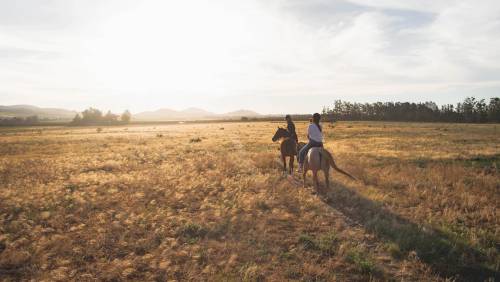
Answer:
[[1, 95, 498, 116]]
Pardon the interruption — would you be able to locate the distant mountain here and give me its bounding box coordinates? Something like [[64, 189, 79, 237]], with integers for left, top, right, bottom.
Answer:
[[134, 108, 217, 120], [181, 107, 215, 117], [0, 104, 263, 121], [223, 109, 261, 117], [135, 108, 261, 120], [133, 108, 182, 120], [0, 105, 77, 120]]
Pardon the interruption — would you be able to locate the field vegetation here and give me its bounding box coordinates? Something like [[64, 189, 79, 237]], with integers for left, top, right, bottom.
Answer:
[[0, 121, 498, 281]]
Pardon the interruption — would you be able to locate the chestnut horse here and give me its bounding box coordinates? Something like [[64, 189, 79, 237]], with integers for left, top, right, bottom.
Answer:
[[272, 127, 305, 174]]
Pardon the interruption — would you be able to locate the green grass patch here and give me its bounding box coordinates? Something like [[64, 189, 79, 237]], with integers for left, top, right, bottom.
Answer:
[[298, 231, 339, 256], [279, 250, 296, 261], [298, 234, 318, 251], [346, 248, 376, 274], [176, 222, 208, 242], [386, 243, 403, 259]]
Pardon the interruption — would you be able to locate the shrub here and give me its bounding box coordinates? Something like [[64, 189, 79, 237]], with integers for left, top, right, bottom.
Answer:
[[346, 248, 376, 274], [386, 243, 403, 259], [298, 234, 317, 251], [316, 231, 338, 256], [176, 223, 208, 241], [298, 232, 339, 256]]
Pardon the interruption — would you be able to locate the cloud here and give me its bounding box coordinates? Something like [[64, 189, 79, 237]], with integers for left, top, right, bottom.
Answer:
[[343, 0, 460, 13], [0, 0, 499, 113], [274, 0, 500, 94]]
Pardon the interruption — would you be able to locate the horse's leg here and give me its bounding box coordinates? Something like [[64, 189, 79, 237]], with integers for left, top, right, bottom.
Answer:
[[282, 154, 287, 174], [289, 155, 294, 175], [313, 170, 319, 191], [324, 167, 330, 189], [302, 162, 308, 188]]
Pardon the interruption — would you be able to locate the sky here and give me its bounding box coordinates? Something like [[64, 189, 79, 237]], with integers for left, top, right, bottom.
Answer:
[[1, 0, 499, 114]]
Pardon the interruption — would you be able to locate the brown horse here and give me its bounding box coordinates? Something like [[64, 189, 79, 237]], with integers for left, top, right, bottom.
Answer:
[[272, 127, 305, 174]]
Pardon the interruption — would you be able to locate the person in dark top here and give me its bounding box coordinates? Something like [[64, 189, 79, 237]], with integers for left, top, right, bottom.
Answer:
[[285, 114, 298, 143]]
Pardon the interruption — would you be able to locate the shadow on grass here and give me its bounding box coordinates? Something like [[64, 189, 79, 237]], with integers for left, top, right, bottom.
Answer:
[[317, 182, 499, 281]]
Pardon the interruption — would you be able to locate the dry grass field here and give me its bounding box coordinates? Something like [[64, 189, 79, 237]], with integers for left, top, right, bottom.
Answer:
[[0, 121, 498, 281]]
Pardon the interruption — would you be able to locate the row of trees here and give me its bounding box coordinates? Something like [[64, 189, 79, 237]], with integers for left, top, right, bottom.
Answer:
[[0, 115, 40, 126], [71, 108, 131, 125], [322, 97, 500, 123]]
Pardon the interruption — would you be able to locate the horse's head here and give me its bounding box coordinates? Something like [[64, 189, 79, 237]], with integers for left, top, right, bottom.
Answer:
[[272, 127, 289, 142]]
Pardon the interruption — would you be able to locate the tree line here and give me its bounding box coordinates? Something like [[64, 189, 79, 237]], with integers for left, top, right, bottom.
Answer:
[[322, 97, 500, 123], [71, 108, 131, 125], [0, 115, 41, 126]]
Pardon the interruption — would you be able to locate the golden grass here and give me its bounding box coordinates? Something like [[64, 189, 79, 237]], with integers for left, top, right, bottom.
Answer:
[[0, 121, 498, 281]]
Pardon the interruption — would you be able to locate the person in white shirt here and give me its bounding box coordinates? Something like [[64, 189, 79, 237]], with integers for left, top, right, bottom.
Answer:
[[298, 113, 323, 172]]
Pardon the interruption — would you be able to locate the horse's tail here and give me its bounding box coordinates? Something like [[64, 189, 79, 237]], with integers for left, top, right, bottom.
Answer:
[[322, 149, 356, 180]]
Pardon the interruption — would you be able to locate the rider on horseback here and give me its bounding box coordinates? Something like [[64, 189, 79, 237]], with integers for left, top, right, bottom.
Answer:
[[285, 114, 298, 143], [298, 113, 323, 173]]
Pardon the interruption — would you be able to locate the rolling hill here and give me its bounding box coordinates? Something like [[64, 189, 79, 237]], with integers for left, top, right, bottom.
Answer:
[[134, 108, 261, 121], [0, 105, 77, 120], [223, 109, 261, 117], [0, 104, 262, 121]]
